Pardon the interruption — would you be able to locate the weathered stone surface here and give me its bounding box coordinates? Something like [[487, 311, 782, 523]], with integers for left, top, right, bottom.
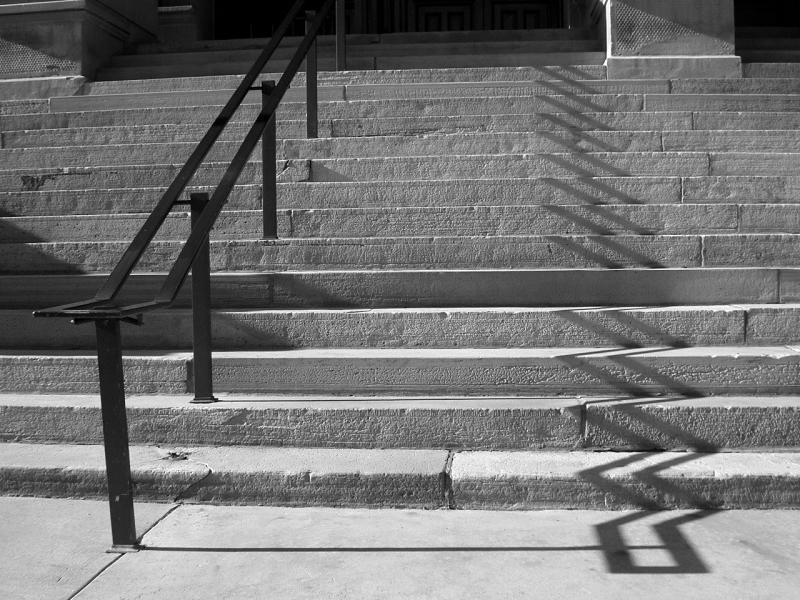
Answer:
[[0, 395, 582, 449], [585, 396, 800, 449], [664, 131, 800, 153], [710, 153, 800, 176], [0, 443, 208, 501], [739, 205, 800, 233], [673, 78, 800, 94], [683, 176, 800, 203], [206, 347, 800, 396], [0, 305, 746, 350], [0, 204, 737, 243], [703, 234, 800, 267], [646, 94, 800, 112], [0, 234, 703, 274], [782, 269, 800, 302], [744, 305, 800, 344], [451, 451, 800, 509], [692, 111, 800, 131], [0, 353, 190, 394], [307, 152, 709, 181], [2, 268, 780, 310]]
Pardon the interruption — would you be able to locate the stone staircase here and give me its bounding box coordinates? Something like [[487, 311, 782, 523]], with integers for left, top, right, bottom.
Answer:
[[1, 53, 800, 510], [98, 28, 604, 80]]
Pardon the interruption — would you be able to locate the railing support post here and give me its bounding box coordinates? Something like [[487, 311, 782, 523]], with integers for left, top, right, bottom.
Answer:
[[261, 80, 278, 240], [94, 318, 138, 551], [305, 10, 319, 138], [336, 0, 347, 71], [189, 192, 218, 404]]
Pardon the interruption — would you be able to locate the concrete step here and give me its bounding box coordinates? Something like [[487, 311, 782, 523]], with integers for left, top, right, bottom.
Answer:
[[0, 233, 713, 274], [3, 443, 799, 509], [2, 394, 798, 451], [10, 96, 800, 136], [76, 74, 800, 97], [110, 40, 604, 69], [8, 132, 800, 169], [645, 94, 800, 112], [0, 113, 699, 149], [0, 153, 732, 193], [5, 234, 800, 274], [9, 304, 797, 350], [96, 52, 608, 80], [0, 204, 758, 244], [451, 449, 800, 509], [1, 111, 729, 142], [81, 66, 609, 95], [1, 345, 799, 395], [48, 83, 674, 115], [0, 442, 447, 508], [4, 176, 800, 218], [6, 268, 791, 310], [744, 63, 800, 78]]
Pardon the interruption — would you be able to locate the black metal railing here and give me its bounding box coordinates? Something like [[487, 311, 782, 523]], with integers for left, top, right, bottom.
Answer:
[[33, 0, 346, 551]]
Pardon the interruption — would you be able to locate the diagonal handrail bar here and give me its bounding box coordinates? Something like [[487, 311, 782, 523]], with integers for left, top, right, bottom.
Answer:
[[34, 0, 316, 318], [155, 1, 334, 304]]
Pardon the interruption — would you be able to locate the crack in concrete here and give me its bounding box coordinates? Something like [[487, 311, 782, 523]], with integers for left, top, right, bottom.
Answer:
[[443, 450, 455, 509]]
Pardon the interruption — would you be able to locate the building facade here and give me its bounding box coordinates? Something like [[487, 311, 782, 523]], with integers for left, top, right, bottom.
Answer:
[[0, 0, 796, 80]]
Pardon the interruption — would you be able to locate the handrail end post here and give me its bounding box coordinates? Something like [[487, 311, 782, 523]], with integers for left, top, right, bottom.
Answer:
[[261, 81, 279, 240], [95, 317, 138, 549], [189, 193, 218, 405]]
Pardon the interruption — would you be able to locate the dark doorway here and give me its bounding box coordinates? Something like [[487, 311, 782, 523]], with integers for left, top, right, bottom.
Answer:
[[210, 0, 567, 39], [735, 0, 800, 27]]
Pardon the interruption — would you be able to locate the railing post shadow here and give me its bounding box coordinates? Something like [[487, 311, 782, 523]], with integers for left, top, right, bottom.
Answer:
[[261, 80, 278, 240], [94, 318, 138, 551], [189, 192, 218, 404], [336, 0, 347, 70], [305, 9, 319, 138]]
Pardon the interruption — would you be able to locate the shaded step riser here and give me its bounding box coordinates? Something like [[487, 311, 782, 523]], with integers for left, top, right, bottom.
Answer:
[[5, 269, 789, 310], [9, 205, 800, 243], [1, 350, 798, 395], [6, 176, 800, 216], [6, 307, 783, 350], [3, 396, 798, 450], [97, 51, 608, 79], [133, 29, 599, 55], [83, 65, 609, 94], [111, 41, 605, 68]]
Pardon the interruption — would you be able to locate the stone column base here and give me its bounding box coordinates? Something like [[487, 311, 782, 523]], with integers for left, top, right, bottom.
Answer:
[[606, 56, 742, 80], [0, 0, 157, 80]]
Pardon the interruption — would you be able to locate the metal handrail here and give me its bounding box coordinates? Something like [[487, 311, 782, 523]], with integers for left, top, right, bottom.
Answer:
[[34, 0, 335, 321], [30, 0, 343, 552]]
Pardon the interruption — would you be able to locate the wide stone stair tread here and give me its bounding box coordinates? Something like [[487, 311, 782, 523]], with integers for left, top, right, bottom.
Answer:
[[1, 346, 798, 395], [4, 268, 792, 309], [7, 304, 800, 350], [4, 176, 800, 215], [1, 442, 799, 509], [2, 393, 799, 450]]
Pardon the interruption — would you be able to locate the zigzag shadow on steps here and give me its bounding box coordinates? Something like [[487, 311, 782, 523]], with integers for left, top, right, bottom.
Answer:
[[579, 394, 724, 574]]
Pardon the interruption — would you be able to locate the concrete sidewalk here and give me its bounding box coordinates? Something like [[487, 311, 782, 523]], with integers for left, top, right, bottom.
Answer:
[[2, 497, 799, 599]]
